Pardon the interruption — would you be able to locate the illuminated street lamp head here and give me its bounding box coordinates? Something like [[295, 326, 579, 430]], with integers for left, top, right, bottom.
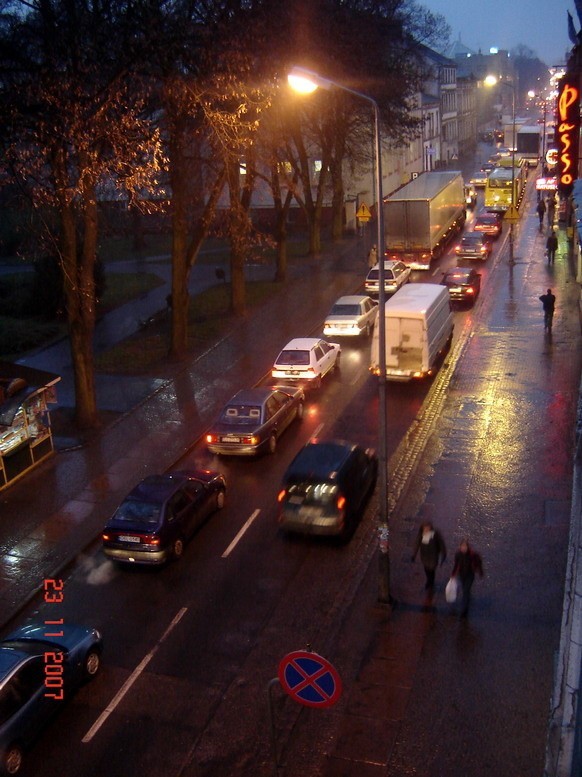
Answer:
[[288, 66, 333, 94]]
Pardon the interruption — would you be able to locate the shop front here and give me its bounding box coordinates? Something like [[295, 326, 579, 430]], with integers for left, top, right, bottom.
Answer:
[[0, 363, 60, 491]]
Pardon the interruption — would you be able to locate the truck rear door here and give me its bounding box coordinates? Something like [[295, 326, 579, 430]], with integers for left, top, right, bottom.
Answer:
[[386, 317, 424, 371]]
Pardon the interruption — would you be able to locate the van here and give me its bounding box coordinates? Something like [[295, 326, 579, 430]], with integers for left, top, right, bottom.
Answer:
[[370, 283, 453, 381], [277, 440, 378, 540]]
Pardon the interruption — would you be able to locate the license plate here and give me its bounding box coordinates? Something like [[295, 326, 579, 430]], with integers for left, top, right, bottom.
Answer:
[[221, 436, 240, 443], [119, 535, 141, 543], [450, 286, 462, 292]]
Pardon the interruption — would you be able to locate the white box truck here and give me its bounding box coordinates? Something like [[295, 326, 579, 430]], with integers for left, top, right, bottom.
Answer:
[[370, 283, 453, 381], [383, 171, 466, 270]]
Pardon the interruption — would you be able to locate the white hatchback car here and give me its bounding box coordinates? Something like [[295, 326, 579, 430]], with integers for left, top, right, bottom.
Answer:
[[323, 295, 378, 338], [272, 338, 341, 388], [365, 260, 411, 297]]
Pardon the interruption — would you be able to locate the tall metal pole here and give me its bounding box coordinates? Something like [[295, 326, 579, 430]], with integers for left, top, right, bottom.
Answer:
[[287, 67, 390, 603], [373, 101, 390, 604], [509, 84, 516, 265]]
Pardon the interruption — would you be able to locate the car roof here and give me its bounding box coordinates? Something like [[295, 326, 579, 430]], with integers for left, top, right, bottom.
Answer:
[[462, 232, 484, 240], [332, 295, 372, 305], [280, 338, 326, 350], [285, 440, 356, 481], [126, 472, 213, 503]]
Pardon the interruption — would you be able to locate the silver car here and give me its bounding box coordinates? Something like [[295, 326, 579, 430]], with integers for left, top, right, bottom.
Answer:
[[365, 260, 411, 297], [323, 295, 378, 338]]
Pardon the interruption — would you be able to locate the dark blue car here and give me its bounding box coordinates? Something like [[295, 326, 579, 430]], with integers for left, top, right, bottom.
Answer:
[[0, 622, 102, 774], [102, 470, 227, 565]]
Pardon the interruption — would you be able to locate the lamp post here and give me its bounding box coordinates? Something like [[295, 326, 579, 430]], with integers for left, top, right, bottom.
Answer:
[[485, 74, 517, 264], [288, 66, 391, 603]]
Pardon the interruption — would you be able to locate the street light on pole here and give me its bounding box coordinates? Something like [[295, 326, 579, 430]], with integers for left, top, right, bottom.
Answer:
[[288, 66, 391, 604], [485, 74, 518, 264]]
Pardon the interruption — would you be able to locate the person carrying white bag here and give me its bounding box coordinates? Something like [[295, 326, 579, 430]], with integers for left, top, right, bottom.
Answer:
[[448, 539, 484, 618]]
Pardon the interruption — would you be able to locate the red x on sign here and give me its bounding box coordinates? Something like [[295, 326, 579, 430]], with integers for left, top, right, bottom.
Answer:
[[278, 650, 342, 708]]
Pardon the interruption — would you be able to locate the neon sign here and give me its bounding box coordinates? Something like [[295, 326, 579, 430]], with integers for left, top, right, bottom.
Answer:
[[557, 77, 580, 196]]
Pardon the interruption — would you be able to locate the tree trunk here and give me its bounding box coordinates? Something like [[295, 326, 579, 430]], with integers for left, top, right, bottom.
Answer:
[[169, 131, 189, 359]]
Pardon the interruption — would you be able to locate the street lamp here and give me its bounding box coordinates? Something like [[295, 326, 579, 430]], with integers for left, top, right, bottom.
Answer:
[[485, 74, 518, 264], [288, 66, 391, 604]]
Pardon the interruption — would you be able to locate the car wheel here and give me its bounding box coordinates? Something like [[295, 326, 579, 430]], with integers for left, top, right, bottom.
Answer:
[[296, 402, 304, 420], [216, 489, 225, 510], [268, 434, 277, 454], [172, 538, 184, 560], [4, 744, 23, 775], [84, 649, 101, 679]]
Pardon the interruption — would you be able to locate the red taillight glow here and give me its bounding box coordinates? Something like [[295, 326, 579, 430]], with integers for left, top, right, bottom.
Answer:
[[466, 287, 475, 295], [337, 495, 346, 510], [277, 489, 286, 502], [206, 434, 217, 444], [102, 533, 111, 541]]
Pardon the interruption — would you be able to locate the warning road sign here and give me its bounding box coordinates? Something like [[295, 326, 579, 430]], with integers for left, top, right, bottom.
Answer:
[[278, 650, 342, 708], [356, 203, 372, 221], [504, 205, 520, 223]]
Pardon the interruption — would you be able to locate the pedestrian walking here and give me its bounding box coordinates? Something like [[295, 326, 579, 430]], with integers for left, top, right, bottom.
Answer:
[[367, 245, 378, 268], [546, 229, 558, 264], [451, 539, 483, 618], [411, 520, 447, 591], [539, 288, 556, 331], [536, 198, 546, 229]]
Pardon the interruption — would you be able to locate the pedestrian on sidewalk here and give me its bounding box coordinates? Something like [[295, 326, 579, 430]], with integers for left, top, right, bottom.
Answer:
[[368, 245, 378, 268], [536, 198, 546, 230], [546, 230, 558, 264], [411, 520, 447, 591], [539, 288, 556, 331], [451, 539, 484, 618]]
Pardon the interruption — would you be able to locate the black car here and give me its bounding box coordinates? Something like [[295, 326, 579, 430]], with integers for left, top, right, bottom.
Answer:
[[205, 386, 304, 456], [473, 211, 502, 241], [441, 266, 481, 306], [102, 471, 226, 565], [277, 440, 377, 541]]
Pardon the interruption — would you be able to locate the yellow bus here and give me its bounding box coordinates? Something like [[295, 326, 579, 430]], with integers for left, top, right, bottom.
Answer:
[[484, 165, 527, 212]]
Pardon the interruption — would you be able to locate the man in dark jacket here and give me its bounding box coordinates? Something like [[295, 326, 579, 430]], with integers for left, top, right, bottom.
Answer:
[[539, 288, 556, 331], [411, 521, 447, 591], [452, 539, 484, 617], [546, 230, 558, 264]]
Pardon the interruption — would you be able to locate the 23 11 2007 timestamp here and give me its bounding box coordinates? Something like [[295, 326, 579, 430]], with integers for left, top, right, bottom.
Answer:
[[43, 578, 65, 700]]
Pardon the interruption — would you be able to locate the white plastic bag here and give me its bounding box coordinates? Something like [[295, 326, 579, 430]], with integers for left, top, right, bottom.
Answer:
[[445, 576, 458, 603]]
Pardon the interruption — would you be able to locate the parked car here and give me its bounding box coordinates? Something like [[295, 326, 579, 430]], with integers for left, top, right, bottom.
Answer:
[[205, 386, 304, 456], [277, 440, 377, 541], [323, 295, 378, 338], [271, 338, 340, 388], [102, 471, 226, 565], [473, 211, 502, 241], [469, 170, 488, 188], [0, 623, 102, 775], [454, 232, 492, 261], [441, 266, 481, 306], [364, 260, 411, 297]]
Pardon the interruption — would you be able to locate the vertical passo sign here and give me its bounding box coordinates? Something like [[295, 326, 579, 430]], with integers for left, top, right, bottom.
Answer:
[[556, 75, 580, 196]]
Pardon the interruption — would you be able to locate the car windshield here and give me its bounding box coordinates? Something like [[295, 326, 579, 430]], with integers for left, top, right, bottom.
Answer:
[[462, 235, 482, 245], [476, 216, 495, 225], [220, 405, 262, 424], [367, 270, 394, 280], [276, 350, 310, 366], [113, 498, 161, 526], [330, 304, 360, 316]]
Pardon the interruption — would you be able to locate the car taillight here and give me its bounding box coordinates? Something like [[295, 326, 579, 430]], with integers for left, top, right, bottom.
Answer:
[[143, 535, 160, 546], [102, 532, 111, 541], [277, 489, 286, 502], [206, 434, 218, 444], [241, 435, 260, 445], [466, 287, 475, 295], [337, 495, 346, 510], [305, 368, 316, 376]]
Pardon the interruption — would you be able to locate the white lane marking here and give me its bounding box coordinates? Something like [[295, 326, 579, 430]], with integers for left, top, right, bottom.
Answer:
[[222, 509, 261, 558], [82, 607, 188, 743], [431, 266, 442, 277], [312, 422, 325, 439]]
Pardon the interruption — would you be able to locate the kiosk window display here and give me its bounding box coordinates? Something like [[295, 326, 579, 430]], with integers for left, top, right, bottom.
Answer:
[[0, 364, 60, 491]]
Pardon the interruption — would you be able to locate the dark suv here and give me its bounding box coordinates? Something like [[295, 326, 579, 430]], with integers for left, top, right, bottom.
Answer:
[[277, 440, 377, 540]]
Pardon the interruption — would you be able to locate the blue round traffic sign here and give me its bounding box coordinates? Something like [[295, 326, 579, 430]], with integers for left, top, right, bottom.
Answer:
[[278, 650, 342, 708]]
